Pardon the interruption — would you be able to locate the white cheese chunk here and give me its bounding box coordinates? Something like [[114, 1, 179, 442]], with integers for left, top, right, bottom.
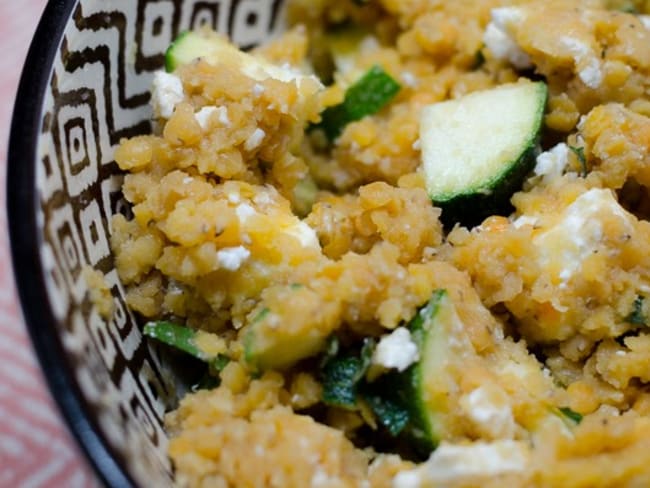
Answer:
[[235, 203, 257, 223], [152, 71, 184, 119], [512, 215, 538, 229], [533, 143, 570, 182], [372, 327, 419, 372], [285, 221, 320, 248], [483, 8, 532, 69], [460, 385, 516, 439], [216, 246, 250, 271], [194, 106, 217, 130], [534, 188, 632, 289], [393, 440, 530, 488], [559, 36, 602, 89], [244, 128, 266, 151]]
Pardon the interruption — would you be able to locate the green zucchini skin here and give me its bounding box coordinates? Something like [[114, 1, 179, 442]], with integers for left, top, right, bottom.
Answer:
[[436, 143, 539, 228], [420, 81, 547, 228], [361, 290, 448, 457]]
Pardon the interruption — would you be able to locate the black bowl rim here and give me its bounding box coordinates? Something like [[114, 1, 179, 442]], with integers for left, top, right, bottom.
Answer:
[[7, 1, 136, 487]]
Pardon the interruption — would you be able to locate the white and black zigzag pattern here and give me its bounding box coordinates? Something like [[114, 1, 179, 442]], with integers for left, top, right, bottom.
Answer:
[[36, 0, 284, 484]]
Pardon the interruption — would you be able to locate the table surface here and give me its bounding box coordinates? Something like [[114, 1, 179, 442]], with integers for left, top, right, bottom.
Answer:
[[0, 2, 98, 487]]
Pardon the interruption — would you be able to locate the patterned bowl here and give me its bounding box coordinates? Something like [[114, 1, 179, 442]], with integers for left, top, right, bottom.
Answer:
[[7, 1, 284, 485]]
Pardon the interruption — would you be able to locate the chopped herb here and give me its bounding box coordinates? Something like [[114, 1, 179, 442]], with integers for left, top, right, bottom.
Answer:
[[314, 65, 401, 141], [558, 406, 583, 424], [211, 354, 231, 372], [321, 356, 364, 409], [625, 295, 646, 326], [357, 338, 376, 381], [289, 283, 304, 290], [569, 145, 587, 176], [361, 389, 410, 436], [321, 338, 375, 409]]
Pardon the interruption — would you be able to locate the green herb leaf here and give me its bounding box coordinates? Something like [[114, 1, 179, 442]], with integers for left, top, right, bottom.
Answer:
[[569, 145, 587, 176], [362, 389, 410, 436], [315, 65, 401, 141], [321, 356, 364, 409], [558, 406, 583, 424], [321, 338, 375, 409], [625, 296, 646, 326]]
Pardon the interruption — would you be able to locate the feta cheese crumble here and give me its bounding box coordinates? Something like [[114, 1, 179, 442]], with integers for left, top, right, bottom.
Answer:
[[152, 71, 184, 119], [460, 384, 516, 439], [235, 203, 257, 223], [216, 246, 250, 271], [559, 36, 603, 89], [393, 440, 530, 487], [285, 221, 320, 248], [372, 327, 419, 372], [244, 128, 266, 151], [534, 188, 632, 289], [533, 142, 570, 182], [483, 8, 532, 69]]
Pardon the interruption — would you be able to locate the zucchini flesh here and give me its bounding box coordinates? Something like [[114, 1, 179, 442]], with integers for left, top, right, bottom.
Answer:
[[164, 30, 309, 84], [420, 81, 547, 226], [363, 290, 470, 456]]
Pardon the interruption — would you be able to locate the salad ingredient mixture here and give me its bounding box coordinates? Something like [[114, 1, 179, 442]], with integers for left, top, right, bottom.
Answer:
[[110, 0, 650, 486]]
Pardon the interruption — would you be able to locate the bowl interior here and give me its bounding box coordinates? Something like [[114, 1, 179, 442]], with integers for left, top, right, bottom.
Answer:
[[9, 0, 286, 485]]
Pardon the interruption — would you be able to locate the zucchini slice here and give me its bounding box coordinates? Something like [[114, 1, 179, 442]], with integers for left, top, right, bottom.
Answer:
[[361, 290, 473, 455], [401, 289, 473, 453], [165, 30, 312, 85], [420, 81, 547, 226]]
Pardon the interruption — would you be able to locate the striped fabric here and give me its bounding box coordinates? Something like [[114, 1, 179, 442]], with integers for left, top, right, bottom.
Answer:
[[0, 2, 97, 486]]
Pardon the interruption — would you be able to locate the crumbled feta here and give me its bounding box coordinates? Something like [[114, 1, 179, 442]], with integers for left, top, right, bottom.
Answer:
[[253, 191, 272, 206], [393, 440, 530, 487], [401, 71, 418, 88], [227, 192, 240, 204], [194, 106, 218, 130], [534, 188, 632, 288], [311, 469, 333, 487], [534, 143, 570, 182], [639, 15, 650, 30], [372, 327, 420, 372], [244, 128, 266, 151], [182, 176, 193, 184], [412, 139, 421, 151], [559, 36, 602, 89], [235, 203, 257, 223], [460, 385, 515, 439], [216, 246, 250, 271], [285, 221, 320, 248], [193, 105, 230, 129], [512, 215, 538, 229], [151, 71, 184, 118], [483, 8, 532, 69], [253, 83, 266, 97]]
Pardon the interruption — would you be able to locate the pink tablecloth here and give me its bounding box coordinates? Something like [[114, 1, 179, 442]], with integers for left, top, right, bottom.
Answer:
[[0, 3, 97, 487]]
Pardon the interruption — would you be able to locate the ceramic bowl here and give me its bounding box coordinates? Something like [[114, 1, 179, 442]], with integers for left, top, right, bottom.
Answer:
[[8, 1, 285, 485]]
